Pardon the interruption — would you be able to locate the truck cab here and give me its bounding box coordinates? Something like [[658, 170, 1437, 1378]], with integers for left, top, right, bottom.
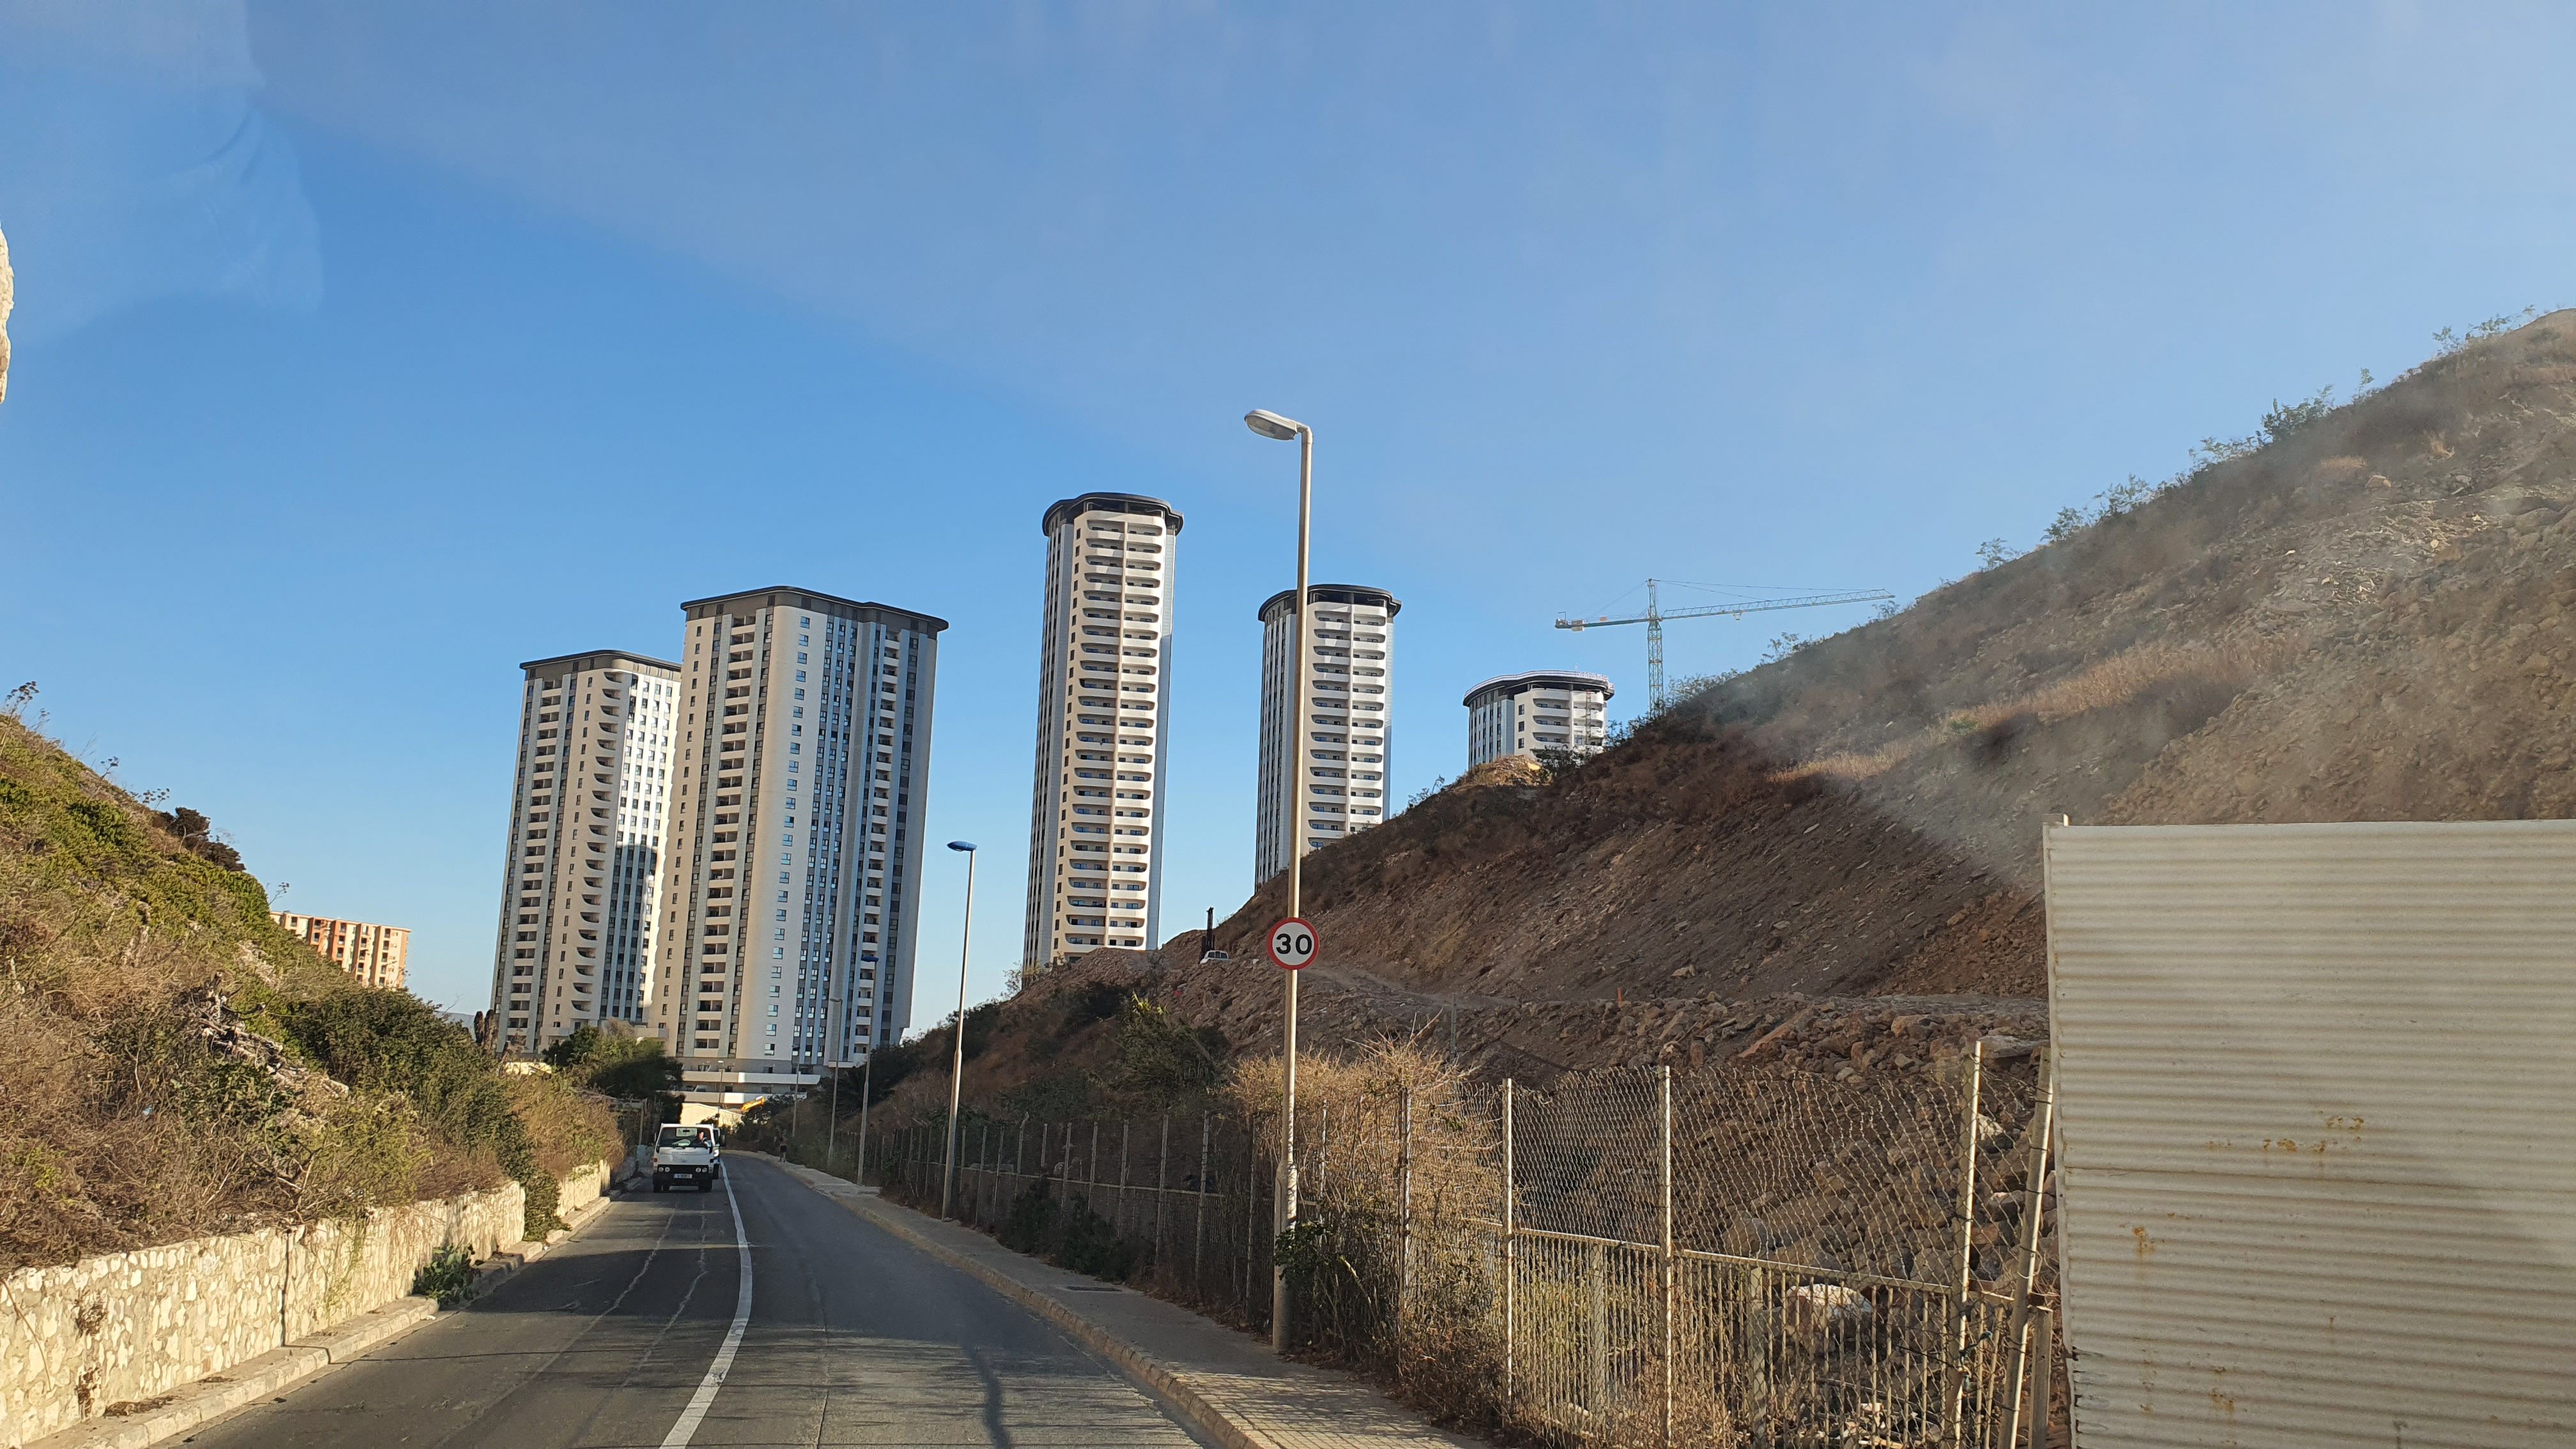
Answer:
[[652, 1123, 722, 1193]]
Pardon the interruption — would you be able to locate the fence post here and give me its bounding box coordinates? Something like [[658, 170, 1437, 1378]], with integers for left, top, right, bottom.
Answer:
[[2003, 1047, 2059, 1448], [1502, 1077, 1517, 1413], [1246, 1134, 1261, 1316], [1197, 1113, 1211, 1296], [1660, 1062, 1675, 1449], [1586, 1239, 1609, 1408], [1157, 1113, 1171, 1271], [1119, 1120, 1133, 1239], [1089, 1119, 1101, 1200], [1947, 1039, 1988, 1447], [2027, 1304, 2057, 1448], [1398, 1084, 1414, 1333], [1318, 1100, 1330, 1195]]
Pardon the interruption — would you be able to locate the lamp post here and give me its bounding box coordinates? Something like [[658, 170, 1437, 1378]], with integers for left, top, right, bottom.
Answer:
[[940, 840, 979, 1218], [1245, 406, 1312, 1352], [855, 950, 880, 1186]]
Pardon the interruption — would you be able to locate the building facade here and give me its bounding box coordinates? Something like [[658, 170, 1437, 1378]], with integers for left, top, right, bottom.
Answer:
[[652, 587, 944, 1111], [277, 913, 411, 991], [1255, 584, 1398, 884], [1463, 670, 1615, 767], [1023, 493, 1182, 969], [487, 651, 680, 1054]]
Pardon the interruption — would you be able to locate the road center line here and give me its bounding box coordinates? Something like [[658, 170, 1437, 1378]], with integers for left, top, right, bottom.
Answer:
[[658, 1170, 755, 1449]]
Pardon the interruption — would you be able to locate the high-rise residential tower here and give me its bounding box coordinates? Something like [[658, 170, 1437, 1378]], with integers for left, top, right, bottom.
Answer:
[[277, 913, 411, 992], [489, 651, 680, 1055], [1255, 585, 1398, 884], [1024, 493, 1182, 969], [1463, 670, 1615, 767], [653, 587, 944, 1112]]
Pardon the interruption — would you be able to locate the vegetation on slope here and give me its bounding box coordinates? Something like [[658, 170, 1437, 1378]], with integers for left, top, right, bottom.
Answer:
[[1208, 309, 2576, 1018], [0, 707, 615, 1269]]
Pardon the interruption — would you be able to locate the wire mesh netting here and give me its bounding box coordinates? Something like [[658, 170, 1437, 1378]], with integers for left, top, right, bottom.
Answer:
[[859, 1045, 2060, 1448]]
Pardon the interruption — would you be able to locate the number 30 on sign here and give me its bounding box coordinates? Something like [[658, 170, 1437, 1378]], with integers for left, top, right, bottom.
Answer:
[[1267, 917, 1318, 970]]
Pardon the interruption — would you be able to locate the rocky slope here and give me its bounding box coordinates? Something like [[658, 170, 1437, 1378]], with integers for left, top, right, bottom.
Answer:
[[1172, 310, 2576, 1066]]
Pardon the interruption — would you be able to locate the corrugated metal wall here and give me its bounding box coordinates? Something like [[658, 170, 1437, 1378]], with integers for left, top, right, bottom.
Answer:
[[2044, 820, 2576, 1448]]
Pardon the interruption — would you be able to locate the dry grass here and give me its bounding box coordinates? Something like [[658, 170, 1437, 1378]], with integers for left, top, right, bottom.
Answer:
[[1786, 638, 2283, 784], [0, 713, 613, 1267]]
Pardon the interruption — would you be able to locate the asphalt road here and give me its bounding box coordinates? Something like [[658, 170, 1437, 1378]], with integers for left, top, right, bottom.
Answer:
[[185, 1155, 1208, 1448]]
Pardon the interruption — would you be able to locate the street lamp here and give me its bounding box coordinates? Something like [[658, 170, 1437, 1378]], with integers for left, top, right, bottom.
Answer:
[[853, 951, 880, 1184], [1244, 406, 1312, 1352], [940, 840, 979, 1218]]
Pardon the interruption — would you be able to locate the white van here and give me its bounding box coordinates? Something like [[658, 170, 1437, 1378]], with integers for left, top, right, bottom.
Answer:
[[652, 1123, 722, 1192]]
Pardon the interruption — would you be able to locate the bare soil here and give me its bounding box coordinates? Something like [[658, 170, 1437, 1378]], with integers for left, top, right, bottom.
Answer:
[[1176, 311, 2576, 1069]]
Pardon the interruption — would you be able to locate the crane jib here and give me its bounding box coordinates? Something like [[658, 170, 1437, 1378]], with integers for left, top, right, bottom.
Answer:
[[1552, 581, 1897, 709]]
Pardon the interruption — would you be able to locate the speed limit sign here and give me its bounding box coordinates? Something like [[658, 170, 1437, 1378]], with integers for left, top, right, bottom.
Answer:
[[1266, 917, 1319, 970]]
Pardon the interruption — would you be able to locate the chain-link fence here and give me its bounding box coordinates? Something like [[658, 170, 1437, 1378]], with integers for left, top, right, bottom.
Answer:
[[875, 1110, 1280, 1325], [864, 1045, 2061, 1447]]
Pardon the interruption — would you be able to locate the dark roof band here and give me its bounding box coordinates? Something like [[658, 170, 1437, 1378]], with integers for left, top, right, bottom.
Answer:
[[1461, 670, 1617, 709], [1042, 492, 1186, 535], [1255, 584, 1402, 621]]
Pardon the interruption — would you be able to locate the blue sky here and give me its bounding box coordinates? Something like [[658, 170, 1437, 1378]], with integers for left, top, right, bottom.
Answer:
[[3, 2, 2570, 1018]]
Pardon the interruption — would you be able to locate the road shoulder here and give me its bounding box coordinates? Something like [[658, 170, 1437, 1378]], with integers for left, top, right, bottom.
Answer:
[[755, 1154, 1485, 1449]]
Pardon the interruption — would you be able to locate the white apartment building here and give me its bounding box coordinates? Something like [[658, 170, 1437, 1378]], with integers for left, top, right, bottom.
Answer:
[[278, 912, 411, 992], [1464, 670, 1616, 767], [489, 651, 680, 1054], [1024, 493, 1181, 968], [1255, 584, 1398, 884], [653, 588, 944, 1110]]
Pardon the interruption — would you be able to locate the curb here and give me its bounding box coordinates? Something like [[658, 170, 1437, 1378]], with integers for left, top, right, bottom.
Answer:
[[758, 1156, 1283, 1449], [25, 1186, 621, 1449], [24, 1296, 438, 1449], [465, 1184, 618, 1298]]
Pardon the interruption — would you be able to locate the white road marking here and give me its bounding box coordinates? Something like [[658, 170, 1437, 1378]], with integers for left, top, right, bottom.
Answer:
[[657, 1170, 755, 1449]]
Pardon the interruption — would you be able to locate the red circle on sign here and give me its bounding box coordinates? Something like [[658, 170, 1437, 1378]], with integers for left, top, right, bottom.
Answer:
[[1266, 917, 1319, 970]]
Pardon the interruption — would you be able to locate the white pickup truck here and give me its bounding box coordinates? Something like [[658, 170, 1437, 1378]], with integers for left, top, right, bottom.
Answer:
[[651, 1123, 721, 1193]]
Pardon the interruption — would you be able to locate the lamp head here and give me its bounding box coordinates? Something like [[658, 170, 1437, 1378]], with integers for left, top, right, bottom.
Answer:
[[947, 840, 977, 853], [1244, 409, 1305, 441]]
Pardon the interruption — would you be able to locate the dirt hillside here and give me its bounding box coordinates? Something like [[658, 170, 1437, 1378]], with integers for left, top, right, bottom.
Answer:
[[1131, 310, 2576, 1068]]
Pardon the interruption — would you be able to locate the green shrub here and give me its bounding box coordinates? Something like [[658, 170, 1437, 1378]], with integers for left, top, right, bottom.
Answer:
[[997, 1179, 1057, 1255], [411, 1243, 478, 1308], [1053, 1193, 1136, 1279], [275, 991, 536, 1184], [0, 712, 618, 1269]]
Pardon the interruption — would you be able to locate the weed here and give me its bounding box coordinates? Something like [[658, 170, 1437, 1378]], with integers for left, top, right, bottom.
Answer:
[[2432, 305, 2537, 356], [1054, 1193, 1137, 1278], [997, 1179, 1057, 1254], [2260, 385, 2337, 445], [0, 714, 614, 1269], [411, 1243, 479, 1307]]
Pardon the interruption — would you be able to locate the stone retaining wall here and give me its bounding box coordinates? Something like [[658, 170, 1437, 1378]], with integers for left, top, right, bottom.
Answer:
[[2, 1165, 603, 1447], [555, 1159, 610, 1222]]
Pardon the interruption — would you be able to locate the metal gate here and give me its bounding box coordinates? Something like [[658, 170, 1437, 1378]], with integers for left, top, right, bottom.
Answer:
[[2043, 819, 2576, 1446]]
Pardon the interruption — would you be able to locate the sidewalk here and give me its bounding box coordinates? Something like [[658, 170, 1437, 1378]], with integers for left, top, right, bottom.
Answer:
[[762, 1157, 1487, 1449]]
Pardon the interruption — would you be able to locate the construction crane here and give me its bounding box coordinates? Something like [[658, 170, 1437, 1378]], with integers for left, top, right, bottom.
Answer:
[[1556, 579, 1896, 711]]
